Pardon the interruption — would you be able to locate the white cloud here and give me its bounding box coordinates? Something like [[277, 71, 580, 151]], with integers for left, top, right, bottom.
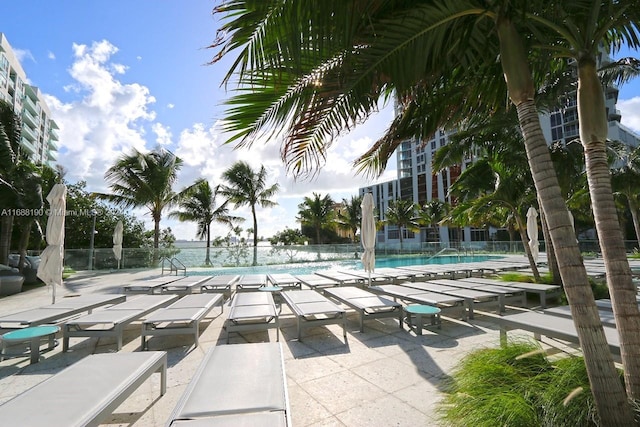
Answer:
[[47, 51, 55, 60], [618, 96, 640, 133], [46, 40, 157, 192], [167, 103, 175, 109], [13, 48, 35, 64], [44, 38, 396, 240], [152, 122, 172, 146]]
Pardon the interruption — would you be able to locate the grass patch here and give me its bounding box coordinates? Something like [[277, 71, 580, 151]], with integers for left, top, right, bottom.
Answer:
[[62, 266, 76, 279], [438, 340, 600, 427]]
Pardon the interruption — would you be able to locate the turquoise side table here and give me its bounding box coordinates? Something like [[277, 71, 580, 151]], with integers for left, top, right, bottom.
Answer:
[[1, 325, 60, 364], [404, 304, 441, 335]]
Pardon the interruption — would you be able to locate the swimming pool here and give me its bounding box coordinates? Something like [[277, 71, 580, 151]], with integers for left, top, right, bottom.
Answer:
[[189, 254, 501, 277]]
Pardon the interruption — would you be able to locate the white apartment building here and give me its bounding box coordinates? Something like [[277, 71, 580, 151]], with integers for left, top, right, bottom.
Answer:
[[361, 50, 640, 251], [0, 33, 59, 167]]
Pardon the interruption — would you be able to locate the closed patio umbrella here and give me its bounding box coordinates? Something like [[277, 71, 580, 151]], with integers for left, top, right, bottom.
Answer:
[[113, 220, 123, 269], [526, 206, 539, 263], [37, 184, 67, 304], [361, 192, 376, 286]]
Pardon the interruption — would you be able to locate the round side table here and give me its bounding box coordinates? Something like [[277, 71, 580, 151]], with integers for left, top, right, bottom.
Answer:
[[1, 325, 60, 364], [404, 305, 441, 335]]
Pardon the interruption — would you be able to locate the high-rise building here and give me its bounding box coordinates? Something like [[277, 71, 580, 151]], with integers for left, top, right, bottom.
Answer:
[[361, 49, 640, 251], [0, 33, 59, 167]]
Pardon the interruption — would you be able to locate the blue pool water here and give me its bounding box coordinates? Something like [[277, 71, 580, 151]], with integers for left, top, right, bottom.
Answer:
[[190, 254, 500, 277]]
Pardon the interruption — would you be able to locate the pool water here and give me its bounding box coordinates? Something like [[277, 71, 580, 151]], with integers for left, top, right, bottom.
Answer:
[[190, 254, 500, 277]]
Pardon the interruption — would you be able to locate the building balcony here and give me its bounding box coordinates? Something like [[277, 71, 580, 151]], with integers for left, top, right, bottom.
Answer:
[[19, 137, 36, 155], [21, 124, 36, 142], [21, 107, 39, 128]]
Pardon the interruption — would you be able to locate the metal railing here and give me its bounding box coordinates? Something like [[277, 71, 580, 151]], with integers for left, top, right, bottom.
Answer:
[[161, 257, 187, 276]]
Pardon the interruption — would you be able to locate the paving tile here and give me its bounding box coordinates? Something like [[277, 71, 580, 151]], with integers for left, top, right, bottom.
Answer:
[[335, 394, 434, 426], [297, 370, 387, 415]]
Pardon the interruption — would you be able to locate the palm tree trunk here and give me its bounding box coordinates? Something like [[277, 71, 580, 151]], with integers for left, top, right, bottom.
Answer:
[[629, 200, 640, 249], [497, 17, 634, 424], [17, 218, 33, 271], [514, 213, 540, 281], [578, 60, 640, 398], [539, 207, 561, 284], [0, 216, 12, 264], [251, 206, 258, 265], [205, 224, 211, 266]]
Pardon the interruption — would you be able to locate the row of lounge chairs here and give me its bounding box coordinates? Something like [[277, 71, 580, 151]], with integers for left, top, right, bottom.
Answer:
[[0, 342, 292, 426]]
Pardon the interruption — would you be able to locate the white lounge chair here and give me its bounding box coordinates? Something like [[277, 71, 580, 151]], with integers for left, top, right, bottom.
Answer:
[[294, 274, 339, 289], [235, 274, 267, 292], [0, 294, 126, 329], [166, 342, 291, 426], [427, 278, 527, 309], [199, 274, 239, 299], [0, 351, 167, 427], [141, 293, 225, 350], [492, 310, 620, 357], [314, 270, 363, 286], [459, 277, 562, 308], [370, 284, 467, 320], [225, 291, 279, 343], [281, 289, 347, 342], [122, 276, 184, 294], [62, 294, 179, 351], [323, 286, 402, 332], [337, 269, 395, 285], [399, 281, 500, 318], [267, 273, 302, 290], [159, 275, 215, 295]]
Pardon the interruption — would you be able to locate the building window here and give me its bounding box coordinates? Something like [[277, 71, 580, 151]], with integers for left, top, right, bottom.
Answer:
[[551, 127, 563, 141]]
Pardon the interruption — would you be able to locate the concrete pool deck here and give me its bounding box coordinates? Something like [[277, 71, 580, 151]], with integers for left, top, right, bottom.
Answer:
[[0, 263, 557, 427]]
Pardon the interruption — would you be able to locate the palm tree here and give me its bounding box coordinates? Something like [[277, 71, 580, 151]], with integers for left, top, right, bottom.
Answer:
[[219, 161, 279, 265], [433, 113, 541, 279], [0, 100, 44, 266], [384, 199, 420, 252], [416, 199, 449, 243], [170, 179, 242, 266], [528, 3, 640, 400], [99, 147, 183, 253], [335, 195, 363, 242], [297, 193, 335, 245], [210, 2, 638, 420]]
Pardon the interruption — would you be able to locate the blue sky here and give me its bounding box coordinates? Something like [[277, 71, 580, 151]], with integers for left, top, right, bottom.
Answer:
[[2, 2, 639, 241]]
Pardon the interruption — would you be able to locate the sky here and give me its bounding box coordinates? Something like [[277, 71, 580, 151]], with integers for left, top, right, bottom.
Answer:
[[2, 1, 640, 242]]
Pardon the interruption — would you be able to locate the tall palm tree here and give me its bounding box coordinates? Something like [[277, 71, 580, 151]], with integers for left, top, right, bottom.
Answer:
[[528, 3, 640, 400], [219, 161, 279, 265], [416, 199, 449, 243], [170, 179, 242, 265], [0, 100, 44, 266], [384, 199, 420, 252], [99, 147, 183, 252], [335, 195, 363, 242], [297, 192, 335, 244], [434, 113, 541, 278], [210, 2, 638, 420], [611, 144, 640, 248]]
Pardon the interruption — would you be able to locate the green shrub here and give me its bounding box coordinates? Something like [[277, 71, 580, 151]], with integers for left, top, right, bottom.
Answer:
[[536, 357, 598, 427], [438, 340, 599, 427]]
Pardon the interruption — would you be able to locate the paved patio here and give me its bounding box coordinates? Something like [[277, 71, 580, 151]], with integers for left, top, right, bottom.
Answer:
[[0, 268, 536, 426]]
